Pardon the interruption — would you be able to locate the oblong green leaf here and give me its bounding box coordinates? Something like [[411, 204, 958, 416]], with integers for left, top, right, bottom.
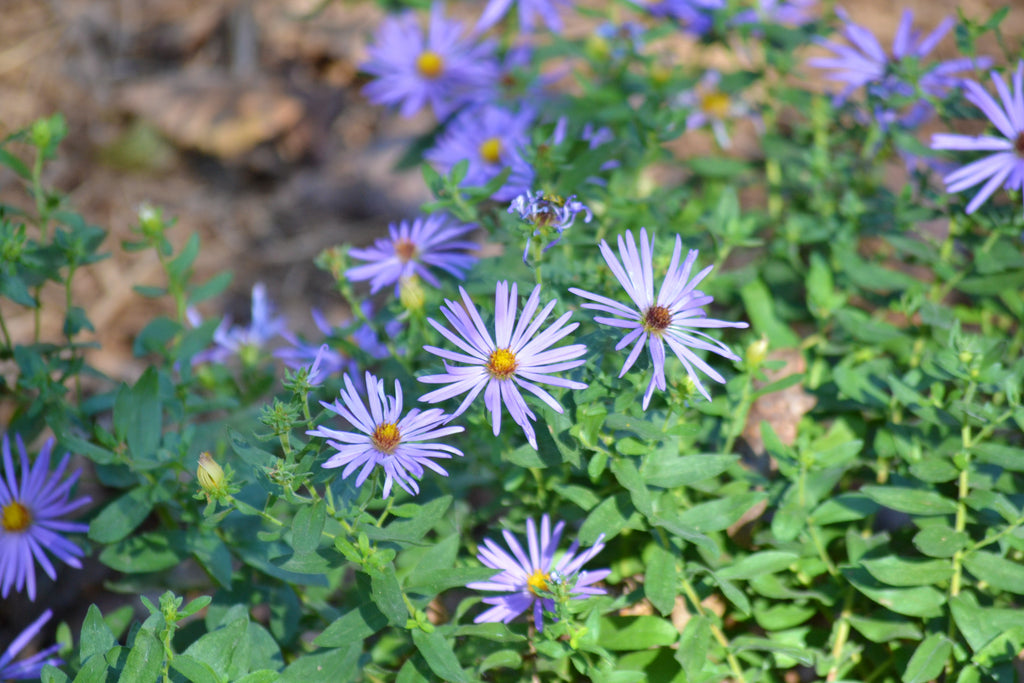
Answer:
[[860, 486, 957, 516], [902, 633, 951, 683], [962, 551, 1024, 594]]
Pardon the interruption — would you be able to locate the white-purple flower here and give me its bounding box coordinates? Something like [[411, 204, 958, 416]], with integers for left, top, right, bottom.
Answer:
[[569, 228, 748, 409], [308, 372, 464, 498], [346, 214, 477, 296], [361, 3, 498, 119], [418, 281, 587, 450], [0, 609, 62, 679], [467, 514, 609, 631], [676, 70, 756, 149], [508, 190, 593, 263], [189, 283, 287, 365], [808, 8, 991, 129], [475, 0, 573, 34], [1, 435, 90, 601], [426, 105, 535, 201], [931, 61, 1024, 214], [275, 309, 350, 382]]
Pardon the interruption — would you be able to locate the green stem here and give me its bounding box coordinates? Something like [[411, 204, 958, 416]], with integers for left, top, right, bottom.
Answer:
[[679, 572, 747, 683], [826, 589, 855, 681], [722, 372, 753, 455]]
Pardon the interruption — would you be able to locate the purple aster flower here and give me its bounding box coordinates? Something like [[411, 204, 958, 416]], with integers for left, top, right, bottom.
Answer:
[[346, 214, 478, 296], [676, 70, 756, 149], [426, 106, 535, 201], [1, 435, 90, 601], [732, 0, 815, 27], [308, 372, 464, 498], [466, 514, 609, 631], [188, 283, 287, 365], [808, 8, 991, 129], [0, 609, 62, 680], [275, 309, 350, 379], [508, 190, 593, 263], [642, 0, 724, 36], [931, 61, 1024, 214], [569, 228, 748, 409], [418, 281, 587, 450], [361, 3, 498, 119], [475, 0, 572, 34]]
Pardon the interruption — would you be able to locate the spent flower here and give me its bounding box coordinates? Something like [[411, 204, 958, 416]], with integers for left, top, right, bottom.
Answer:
[[1, 435, 90, 601], [308, 372, 464, 498], [419, 281, 587, 449], [570, 228, 748, 409], [467, 514, 609, 631]]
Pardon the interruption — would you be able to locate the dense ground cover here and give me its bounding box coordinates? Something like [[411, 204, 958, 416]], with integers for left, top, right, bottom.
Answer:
[[2, 1, 1024, 681]]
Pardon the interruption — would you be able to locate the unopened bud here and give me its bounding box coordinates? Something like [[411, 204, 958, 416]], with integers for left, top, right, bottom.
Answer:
[[746, 335, 769, 370], [197, 452, 225, 495], [399, 274, 425, 312]]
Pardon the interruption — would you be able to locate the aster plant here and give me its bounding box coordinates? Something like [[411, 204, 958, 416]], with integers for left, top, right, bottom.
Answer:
[[361, 3, 499, 119], [419, 281, 587, 449], [189, 282, 287, 365], [346, 214, 478, 296], [931, 60, 1024, 214], [508, 189, 593, 263], [308, 372, 464, 498], [0, 435, 90, 601], [467, 514, 609, 631], [570, 228, 748, 409], [0, 609, 62, 680]]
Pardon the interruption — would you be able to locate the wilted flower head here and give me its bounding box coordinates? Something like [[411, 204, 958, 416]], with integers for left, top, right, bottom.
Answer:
[[189, 283, 287, 365], [570, 228, 748, 409], [931, 61, 1024, 214], [426, 105, 535, 201], [0, 609, 62, 680], [467, 514, 609, 631], [508, 190, 593, 263], [809, 8, 991, 129], [362, 3, 498, 119], [475, 0, 573, 34], [418, 281, 587, 449], [1, 435, 90, 601], [308, 372, 464, 498], [346, 214, 478, 296]]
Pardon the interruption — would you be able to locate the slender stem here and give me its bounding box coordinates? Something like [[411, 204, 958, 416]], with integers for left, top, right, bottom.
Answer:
[[679, 572, 747, 683], [826, 589, 854, 681], [722, 372, 753, 455]]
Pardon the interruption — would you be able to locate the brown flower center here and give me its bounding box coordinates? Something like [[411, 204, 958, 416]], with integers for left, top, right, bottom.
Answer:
[[643, 305, 672, 333], [527, 568, 550, 596], [416, 51, 444, 79], [1, 501, 31, 533], [700, 91, 731, 119], [487, 348, 518, 379], [1015, 131, 1024, 157], [479, 137, 503, 164], [371, 423, 401, 454], [394, 237, 417, 263]]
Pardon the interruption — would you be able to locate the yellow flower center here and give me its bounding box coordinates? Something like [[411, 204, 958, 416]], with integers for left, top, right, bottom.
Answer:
[[700, 91, 731, 119], [643, 305, 672, 333], [416, 51, 444, 79], [1, 501, 31, 533], [479, 137, 503, 164], [371, 423, 401, 454], [394, 237, 417, 263], [527, 568, 550, 596], [487, 348, 518, 379]]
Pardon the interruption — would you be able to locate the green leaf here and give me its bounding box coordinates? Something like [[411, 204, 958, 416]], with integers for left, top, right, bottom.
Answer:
[[606, 413, 664, 440], [841, 567, 945, 618], [716, 551, 798, 581], [753, 604, 816, 630], [676, 615, 711, 679], [80, 605, 117, 662], [674, 492, 767, 533], [411, 629, 469, 683], [644, 543, 677, 616], [405, 567, 498, 597], [612, 458, 653, 518], [88, 487, 154, 544], [188, 271, 233, 305], [598, 616, 679, 651], [362, 495, 452, 544], [71, 653, 110, 683], [860, 486, 957, 516], [739, 279, 799, 347], [229, 429, 277, 468], [810, 493, 879, 525], [912, 526, 969, 558], [860, 556, 953, 587], [950, 594, 1024, 652], [706, 571, 751, 616], [902, 633, 952, 683], [369, 566, 408, 626], [291, 501, 326, 554], [41, 666, 71, 683], [731, 636, 814, 666], [182, 617, 249, 680], [479, 650, 522, 673], [451, 623, 526, 643], [99, 532, 183, 573], [122, 631, 164, 682], [847, 615, 922, 643], [125, 367, 162, 462], [279, 644, 361, 683], [314, 602, 388, 647], [641, 454, 737, 488], [579, 493, 641, 545], [971, 443, 1024, 471], [962, 551, 1024, 594]]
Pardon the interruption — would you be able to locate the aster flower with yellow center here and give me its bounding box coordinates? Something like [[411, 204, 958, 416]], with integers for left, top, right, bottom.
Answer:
[[346, 214, 478, 296], [418, 281, 587, 450], [569, 228, 748, 410], [676, 70, 755, 149], [467, 515, 609, 631], [361, 3, 499, 119], [0, 434, 90, 601], [308, 371, 464, 498]]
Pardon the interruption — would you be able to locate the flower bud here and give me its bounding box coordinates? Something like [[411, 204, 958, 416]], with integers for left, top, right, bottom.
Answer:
[[746, 335, 769, 370], [399, 274, 425, 312], [197, 452, 225, 495]]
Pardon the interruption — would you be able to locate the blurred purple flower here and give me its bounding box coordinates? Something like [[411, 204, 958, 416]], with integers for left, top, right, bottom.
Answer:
[[570, 228, 748, 409], [931, 61, 1024, 214], [0, 609, 62, 680], [1, 435, 90, 601], [676, 71, 755, 149], [642, 0, 724, 36], [418, 281, 587, 449], [275, 309, 350, 381], [732, 0, 815, 27], [476, 0, 572, 34], [346, 214, 478, 296], [508, 190, 592, 262], [426, 106, 536, 201], [308, 372, 464, 498], [467, 514, 609, 631], [809, 8, 991, 129], [189, 283, 287, 365], [362, 3, 499, 119]]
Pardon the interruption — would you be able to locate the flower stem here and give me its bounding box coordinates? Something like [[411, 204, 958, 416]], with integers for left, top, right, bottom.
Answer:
[[679, 571, 747, 683]]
